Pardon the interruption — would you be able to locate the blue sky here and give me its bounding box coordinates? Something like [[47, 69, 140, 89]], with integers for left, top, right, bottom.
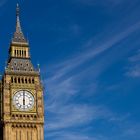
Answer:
[[0, 0, 140, 140]]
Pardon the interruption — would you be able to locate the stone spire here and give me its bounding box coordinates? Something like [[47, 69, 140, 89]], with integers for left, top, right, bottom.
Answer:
[[12, 4, 27, 43]]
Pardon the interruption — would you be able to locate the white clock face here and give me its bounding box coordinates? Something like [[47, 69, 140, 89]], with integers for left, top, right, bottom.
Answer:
[[13, 90, 35, 111]]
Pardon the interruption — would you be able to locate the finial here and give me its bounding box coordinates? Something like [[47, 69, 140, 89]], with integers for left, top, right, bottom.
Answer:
[[16, 3, 19, 17], [37, 63, 40, 72], [15, 3, 22, 33]]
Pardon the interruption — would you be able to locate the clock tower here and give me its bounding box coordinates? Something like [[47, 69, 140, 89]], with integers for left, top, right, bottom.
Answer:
[[0, 4, 44, 140]]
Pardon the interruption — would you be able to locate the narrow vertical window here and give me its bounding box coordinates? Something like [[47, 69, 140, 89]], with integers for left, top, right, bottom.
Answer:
[[16, 130, 18, 140], [31, 131, 32, 140], [20, 50, 21, 56], [24, 51, 26, 57], [17, 50, 19, 56], [15, 78, 17, 83], [22, 78, 24, 83], [25, 78, 27, 83], [18, 77, 20, 83], [11, 77, 13, 83], [27, 131, 28, 140], [15, 50, 16, 56], [29, 78, 31, 84], [32, 78, 35, 84], [20, 131, 21, 140]]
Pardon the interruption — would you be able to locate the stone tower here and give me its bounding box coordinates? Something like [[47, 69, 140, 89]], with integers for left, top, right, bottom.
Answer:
[[0, 4, 44, 140]]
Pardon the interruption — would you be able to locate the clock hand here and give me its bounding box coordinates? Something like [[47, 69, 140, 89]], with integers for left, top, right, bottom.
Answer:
[[23, 90, 25, 106]]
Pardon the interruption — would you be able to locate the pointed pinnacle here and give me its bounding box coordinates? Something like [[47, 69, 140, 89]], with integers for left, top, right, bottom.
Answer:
[[12, 4, 27, 43]]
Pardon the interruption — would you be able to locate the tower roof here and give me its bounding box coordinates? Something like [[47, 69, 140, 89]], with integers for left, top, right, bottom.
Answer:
[[12, 4, 27, 44]]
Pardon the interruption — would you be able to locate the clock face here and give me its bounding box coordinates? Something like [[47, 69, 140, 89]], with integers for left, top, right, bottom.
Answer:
[[13, 90, 35, 111]]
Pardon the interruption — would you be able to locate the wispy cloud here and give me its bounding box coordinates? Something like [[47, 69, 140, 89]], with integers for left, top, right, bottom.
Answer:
[[41, 4, 140, 138], [126, 49, 140, 77], [42, 19, 140, 139], [44, 20, 140, 81], [47, 104, 113, 131], [122, 124, 140, 137], [126, 65, 140, 77], [128, 49, 140, 62], [43, 20, 140, 103], [46, 131, 99, 140]]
